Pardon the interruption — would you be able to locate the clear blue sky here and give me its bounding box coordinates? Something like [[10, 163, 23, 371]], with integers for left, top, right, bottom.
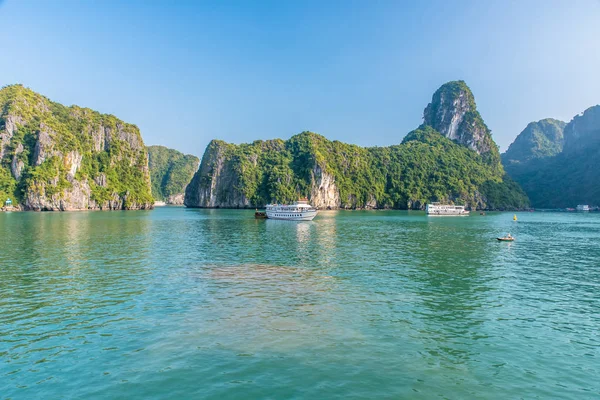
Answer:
[[1, 0, 599, 157]]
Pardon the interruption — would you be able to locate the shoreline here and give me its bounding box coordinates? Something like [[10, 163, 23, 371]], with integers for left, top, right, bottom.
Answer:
[[0, 207, 154, 213], [183, 206, 537, 212], [3, 205, 595, 213]]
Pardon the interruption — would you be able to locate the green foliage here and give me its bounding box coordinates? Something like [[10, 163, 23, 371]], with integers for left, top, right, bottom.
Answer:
[[0, 166, 17, 204], [504, 108, 599, 208], [202, 128, 529, 210], [479, 176, 530, 210], [502, 119, 566, 164], [147, 145, 199, 201], [0, 84, 153, 209], [23, 156, 72, 197], [506, 145, 600, 208]]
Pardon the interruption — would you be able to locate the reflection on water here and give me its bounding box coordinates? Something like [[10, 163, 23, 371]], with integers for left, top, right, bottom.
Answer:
[[294, 221, 311, 244], [406, 217, 494, 367], [1, 209, 600, 399]]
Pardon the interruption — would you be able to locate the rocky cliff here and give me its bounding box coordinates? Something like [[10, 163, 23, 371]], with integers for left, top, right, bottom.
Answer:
[[562, 106, 600, 153], [147, 145, 199, 205], [423, 81, 499, 163], [185, 81, 528, 210], [0, 85, 153, 210], [502, 118, 566, 165], [503, 106, 600, 208]]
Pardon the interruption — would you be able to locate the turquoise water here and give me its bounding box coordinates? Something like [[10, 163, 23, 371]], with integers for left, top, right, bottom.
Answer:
[[1, 208, 599, 399]]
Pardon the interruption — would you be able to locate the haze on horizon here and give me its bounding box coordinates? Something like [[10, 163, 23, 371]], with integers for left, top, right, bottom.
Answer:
[[1, 0, 599, 157]]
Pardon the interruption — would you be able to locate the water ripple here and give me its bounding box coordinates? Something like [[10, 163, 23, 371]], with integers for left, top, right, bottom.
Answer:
[[1, 209, 599, 399]]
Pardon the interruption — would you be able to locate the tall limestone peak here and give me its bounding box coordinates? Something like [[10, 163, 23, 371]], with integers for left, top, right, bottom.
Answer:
[[423, 81, 497, 158], [563, 105, 600, 153], [502, 118, 566, 164]]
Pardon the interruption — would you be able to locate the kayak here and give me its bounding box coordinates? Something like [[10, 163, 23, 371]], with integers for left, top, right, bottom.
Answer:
[[497, 237, 514, 242]]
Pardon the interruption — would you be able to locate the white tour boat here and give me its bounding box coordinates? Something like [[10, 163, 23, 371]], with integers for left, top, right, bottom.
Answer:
[[426, 203, 470, 216], [266, 198, 318, 221]]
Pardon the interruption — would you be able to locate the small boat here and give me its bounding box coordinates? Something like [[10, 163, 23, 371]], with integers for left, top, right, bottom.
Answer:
[[254, 211, 267, 219], [497, 236, 515, 242]]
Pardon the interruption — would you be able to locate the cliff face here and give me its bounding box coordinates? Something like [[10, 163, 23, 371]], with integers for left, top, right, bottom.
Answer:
[[423, 81, 498, 160], [502, 118, 566, 165], [0, 85, 153, 211], [147, 145, 199, 205], [563, 106, 600, 153], [503, 106, 600, 208], [310, 164, 341, 209], [185, 81, 529, 210], [184, 137, 347, 209], [184, 140, 250, 208]]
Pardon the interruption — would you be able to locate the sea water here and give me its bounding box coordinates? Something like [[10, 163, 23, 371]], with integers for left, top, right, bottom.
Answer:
[[1, 208, 599, 399]]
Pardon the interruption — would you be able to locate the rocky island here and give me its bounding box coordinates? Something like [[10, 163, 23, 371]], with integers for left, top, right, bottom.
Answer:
[[502, 118, 566, 165], [0, 85, 153, 211], [147, 145, 199, 205], [503, 106, 600, 208], [185, 81, 529, 210]]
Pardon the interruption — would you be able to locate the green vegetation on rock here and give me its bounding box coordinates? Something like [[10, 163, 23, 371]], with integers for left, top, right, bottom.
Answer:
[[0, 84, 153, 210], [504, 107, 600, 208], [0, 166, 17, 204], [502, 118, 566, 165], [185, 82, 529, 210], [147, 145, 199, 203]]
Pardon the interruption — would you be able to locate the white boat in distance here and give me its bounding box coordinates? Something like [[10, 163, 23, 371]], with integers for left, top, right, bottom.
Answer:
[[426, 203, 470, 216], [266, 198, 318, 221]]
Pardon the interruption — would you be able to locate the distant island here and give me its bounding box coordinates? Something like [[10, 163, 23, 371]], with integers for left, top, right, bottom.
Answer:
[[185, 81, 529, 210], [147, 146, 199, 205], [503, 106, 600, 208]]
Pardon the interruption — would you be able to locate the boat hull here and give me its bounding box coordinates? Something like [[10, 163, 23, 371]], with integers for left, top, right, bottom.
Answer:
[[266, 210, 318, 221], [427, 212, 470, 216], [426, 203, 469, 216]]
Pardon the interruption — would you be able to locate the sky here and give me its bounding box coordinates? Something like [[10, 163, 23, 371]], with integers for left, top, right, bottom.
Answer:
[[1, 0, 599, 157]]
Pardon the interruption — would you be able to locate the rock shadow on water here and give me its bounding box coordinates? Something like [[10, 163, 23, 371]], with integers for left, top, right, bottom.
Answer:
[[168, 263, 365, 355]]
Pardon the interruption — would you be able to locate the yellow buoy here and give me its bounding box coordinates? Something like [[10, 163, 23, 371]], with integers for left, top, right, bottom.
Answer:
[[513, 214, 517, 221]]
